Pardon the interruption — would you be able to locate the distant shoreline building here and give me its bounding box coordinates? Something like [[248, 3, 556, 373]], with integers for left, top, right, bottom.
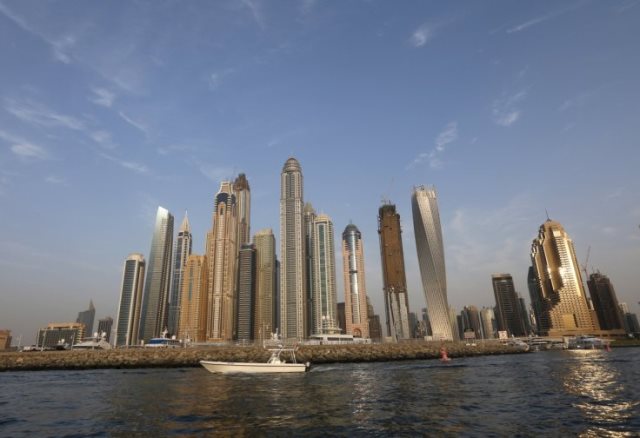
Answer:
[[97, 317, 113, 343], [37, 322, 85, 348], [411, 186, 454, 341], [492, 274, 526, 337], [76, 300, 96, 336], [139, 207, 174, 342], [236, 243, 257, 342], [587, 272, 625, 331], [378, 202, 411, 340]]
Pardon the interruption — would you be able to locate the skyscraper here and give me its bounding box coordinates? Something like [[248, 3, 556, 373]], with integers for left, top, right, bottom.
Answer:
[[253, 229, 277, 340], [280, 158, 306, 340], [76, 300, 95, 336], [342, 223, 370, 338], [378, 203, 411, 340], [303, 202, 316, 337], [206, 181, 238, 341], [97, 317, 113, 342], [177, 255, 208, 343], [234, 174, 251, 247], [480, 307, 496, 339], [461, 305, 482, 339], [411, 186, 454, 341], [168, 211, 192, 336], [139, 207, 174, 342], [529, 219, 597, 337], [236, 244, 256, 342], [116, 253, 145, 346], [491, 273, 526, 337], [587, 272, 625, 331], [311, 214, 339, 334]]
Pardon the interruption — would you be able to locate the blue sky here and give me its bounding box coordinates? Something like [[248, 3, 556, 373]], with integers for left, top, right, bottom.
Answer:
[[1, 0, 639, 344]]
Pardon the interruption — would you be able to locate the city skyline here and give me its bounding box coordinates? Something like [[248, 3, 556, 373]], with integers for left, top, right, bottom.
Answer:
[[1, 2, 639, 343]]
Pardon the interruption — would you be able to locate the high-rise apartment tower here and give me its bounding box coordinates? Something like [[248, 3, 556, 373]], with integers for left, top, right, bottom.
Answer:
[[115, 253, 145, 346], [342, 223, 370, 338], [280, 158, 306, 340], [529, 220, 597, 336], [168, 211, 192, 336], [206, 182, 238, 341]]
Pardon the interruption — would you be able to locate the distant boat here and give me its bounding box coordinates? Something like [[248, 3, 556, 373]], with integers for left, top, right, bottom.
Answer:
[[144, 338, 182, 348], [72, 336, 112, 350], [200, 346, 310, 374], [567, 335, 610, 350]]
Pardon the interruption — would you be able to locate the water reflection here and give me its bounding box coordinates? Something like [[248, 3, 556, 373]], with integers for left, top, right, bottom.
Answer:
[[559, 351, 638, 436]]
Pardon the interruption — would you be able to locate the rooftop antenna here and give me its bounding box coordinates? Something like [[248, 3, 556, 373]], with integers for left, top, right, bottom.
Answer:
[[545, 209, 550, 221]]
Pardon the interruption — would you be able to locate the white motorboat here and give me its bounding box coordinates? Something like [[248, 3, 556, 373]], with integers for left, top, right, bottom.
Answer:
[[200, 347, 310, 374]]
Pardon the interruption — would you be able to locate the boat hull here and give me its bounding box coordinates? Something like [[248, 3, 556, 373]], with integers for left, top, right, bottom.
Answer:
[[200, 360, 309, 374]]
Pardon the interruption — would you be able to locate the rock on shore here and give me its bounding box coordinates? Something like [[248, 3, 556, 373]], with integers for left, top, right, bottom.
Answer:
[[0, 342, 527, 372]]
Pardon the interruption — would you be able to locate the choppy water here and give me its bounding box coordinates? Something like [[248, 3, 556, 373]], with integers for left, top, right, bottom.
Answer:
[[1, 348, 639, 436]]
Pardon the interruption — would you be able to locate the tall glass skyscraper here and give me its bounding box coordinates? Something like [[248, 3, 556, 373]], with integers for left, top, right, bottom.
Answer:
[[311, 214, 339, 334], [280, 158, 306, 340], [378, 203, 411, 340], [116, 253, 145, 346], [139, 207, 174, 342], [411, 186, 453, 341], [168, 211, 192, 336], [530, 219, 597, 336], [342, 223, 369, 338], [206, 181, 238, 341], [587, 272, 625, 331]]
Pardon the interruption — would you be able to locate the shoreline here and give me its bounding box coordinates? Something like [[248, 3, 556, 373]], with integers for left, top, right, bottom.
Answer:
[[1, 342, 529, 372]]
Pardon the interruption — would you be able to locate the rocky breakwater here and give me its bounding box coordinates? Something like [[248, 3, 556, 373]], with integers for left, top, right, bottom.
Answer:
[[0, 342, 527, 372]]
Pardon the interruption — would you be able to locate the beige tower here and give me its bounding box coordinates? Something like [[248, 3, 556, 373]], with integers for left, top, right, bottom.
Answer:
[[280, 157, 306, 340], [178, 255, 208, 343], [311, 214, 339, 334], [234, 173, 251, 246], [206, 181, 238, 341], [342, 223, 370, 338], [530, 219, 598, 337], [253, 229, 277, 340]]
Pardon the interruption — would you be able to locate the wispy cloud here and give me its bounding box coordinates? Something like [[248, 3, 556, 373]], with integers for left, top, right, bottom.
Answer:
[[193, 160, 234, 182], [241, 0, 265, 29], [410, 23, 434, 47], [506, 4, 583, 34], [0, 130, 48, 160], [44, 175, 67, 185], [4, 98, 85, 131], [11, 143, 48, 160], [557, 87, 603, 112], [208, 68, 235, 91], [300, 0, 317, 16], [0, 2, 75, 63], [492, 90, 527, 127], [89, 88, 116, 108], [99, 153, 149, 174], [157, 144, 195, 156], [408, 121, 458, 169], [118, 111, 149, 137]]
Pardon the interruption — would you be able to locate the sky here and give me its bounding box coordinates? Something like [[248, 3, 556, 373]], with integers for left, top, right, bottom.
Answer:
[[1, 0, 639, 345]]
